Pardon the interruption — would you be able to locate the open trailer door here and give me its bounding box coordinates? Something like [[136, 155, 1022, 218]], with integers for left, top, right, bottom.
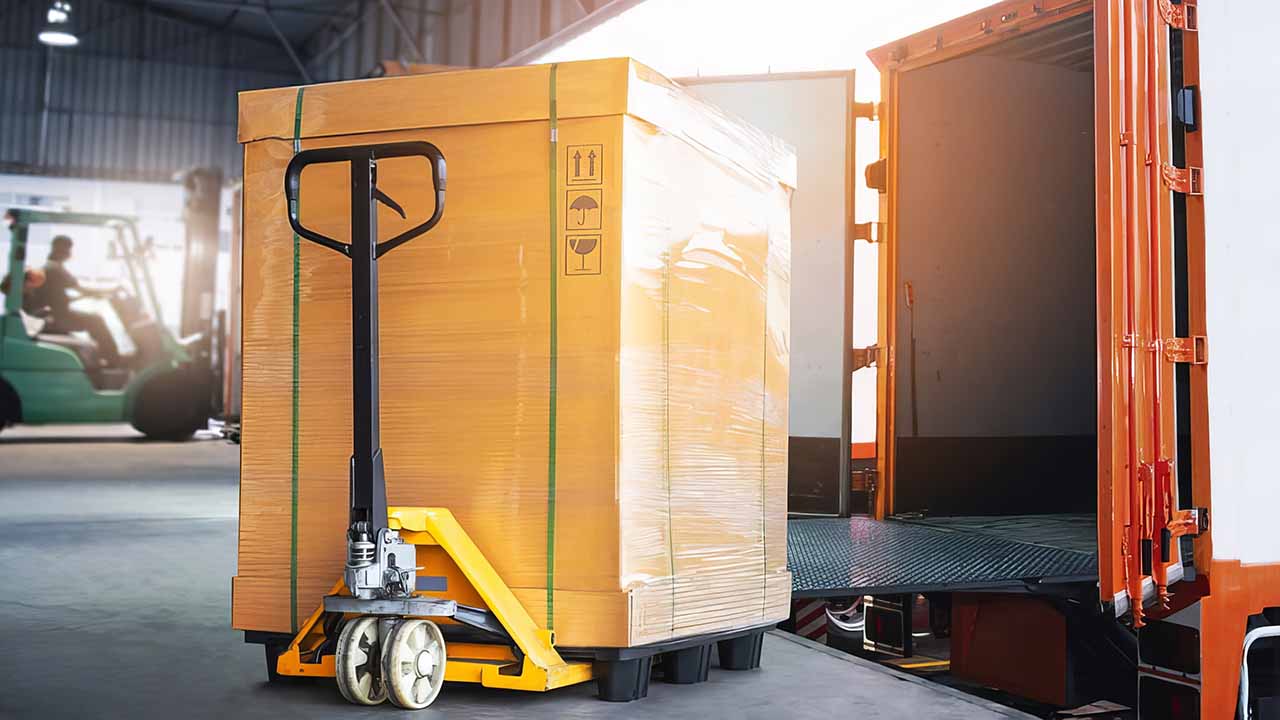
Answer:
[[1092, 0, 1208, 624], [868, 0, 1204, 621], [681, 71, 873, 517]]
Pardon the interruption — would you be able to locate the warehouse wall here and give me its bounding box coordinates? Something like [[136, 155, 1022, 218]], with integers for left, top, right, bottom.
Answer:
[[302, 0, 632, 81], [0, 0, 300, 182]]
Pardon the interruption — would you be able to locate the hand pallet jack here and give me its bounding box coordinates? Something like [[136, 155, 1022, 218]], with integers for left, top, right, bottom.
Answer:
[[274, 142, 594, 708]]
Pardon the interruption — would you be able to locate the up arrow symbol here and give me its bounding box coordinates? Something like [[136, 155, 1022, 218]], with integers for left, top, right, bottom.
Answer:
[[572, 150, 582, 177]]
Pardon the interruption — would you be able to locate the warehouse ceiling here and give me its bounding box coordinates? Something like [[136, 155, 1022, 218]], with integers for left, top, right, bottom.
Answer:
[[128, 0, 638, 71], [138, 0, 361, 46], [10, 1, 642, 77], [115, 0, 377, 79], [0, 0, 640, 181]]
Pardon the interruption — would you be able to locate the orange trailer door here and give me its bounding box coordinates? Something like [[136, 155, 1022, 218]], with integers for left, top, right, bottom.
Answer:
[[1093, 0, 1206, 625]]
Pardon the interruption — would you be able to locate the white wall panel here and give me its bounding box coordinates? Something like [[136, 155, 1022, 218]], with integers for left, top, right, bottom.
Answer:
[[1200, 0, 1280, 565]]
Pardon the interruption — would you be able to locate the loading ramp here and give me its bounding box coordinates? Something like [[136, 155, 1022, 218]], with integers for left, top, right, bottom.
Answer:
[[788, 515, 1098, 598]]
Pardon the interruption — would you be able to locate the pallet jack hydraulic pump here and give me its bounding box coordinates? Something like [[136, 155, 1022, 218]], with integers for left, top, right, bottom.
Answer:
[[275, 141, 593, 708]]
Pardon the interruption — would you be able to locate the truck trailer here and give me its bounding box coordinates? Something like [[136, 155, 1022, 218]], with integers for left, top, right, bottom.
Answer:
[[703, 1, 1279, 718]]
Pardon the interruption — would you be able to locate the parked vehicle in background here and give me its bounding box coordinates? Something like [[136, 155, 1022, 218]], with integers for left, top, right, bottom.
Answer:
[[1, 209, 219, 439]]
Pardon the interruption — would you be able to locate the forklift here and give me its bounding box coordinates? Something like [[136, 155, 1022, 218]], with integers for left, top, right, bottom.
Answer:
[[269, 141, 605, 709], [0, 208, 219, 439]]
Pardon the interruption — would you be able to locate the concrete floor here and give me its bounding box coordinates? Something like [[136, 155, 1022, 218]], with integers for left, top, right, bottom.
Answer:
[[0, 424, 1032, 719]]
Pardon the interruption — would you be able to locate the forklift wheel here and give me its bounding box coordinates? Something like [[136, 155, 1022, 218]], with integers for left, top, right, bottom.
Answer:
[[382, 618, 447, 709], [0, 378, 20, 432], [335, 616, 388, 705], [130, 370, 207, 441]]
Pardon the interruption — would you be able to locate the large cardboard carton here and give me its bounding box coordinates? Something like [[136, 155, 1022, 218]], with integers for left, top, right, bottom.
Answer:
[[234, 58, 794, 648]]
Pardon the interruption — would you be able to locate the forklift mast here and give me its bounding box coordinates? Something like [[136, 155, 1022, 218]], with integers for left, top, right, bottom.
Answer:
[[179, 168, 222, 339], [284, 142, 446, 548]]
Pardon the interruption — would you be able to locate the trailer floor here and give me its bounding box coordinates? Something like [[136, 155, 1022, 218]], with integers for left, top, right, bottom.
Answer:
[[896, 513, 1098, 555], [788, 514, 1098, 598], [0, 424, 1031, 719]]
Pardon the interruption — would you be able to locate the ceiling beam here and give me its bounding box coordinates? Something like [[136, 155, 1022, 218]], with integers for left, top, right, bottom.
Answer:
[[378, 0, 426, 63], [141, 0, 358, 20], [305, 1, 375, 68], [292, 0, 453, 74], [261, 4, 314, 81], [295, 0, 361, 54], [100, 0, 283, 47]]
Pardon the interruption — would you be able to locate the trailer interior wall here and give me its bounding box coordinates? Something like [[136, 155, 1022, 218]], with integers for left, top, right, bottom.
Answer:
[[893, 27, 1096, 517]]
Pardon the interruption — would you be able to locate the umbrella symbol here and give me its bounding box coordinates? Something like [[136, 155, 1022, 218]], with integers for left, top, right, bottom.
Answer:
[[569, 194, 598, 226], [569, 236, 598, 270]]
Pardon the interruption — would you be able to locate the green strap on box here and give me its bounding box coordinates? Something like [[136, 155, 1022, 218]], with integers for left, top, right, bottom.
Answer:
[[289, 85, 304, 633], [546, 64, 559, 631]]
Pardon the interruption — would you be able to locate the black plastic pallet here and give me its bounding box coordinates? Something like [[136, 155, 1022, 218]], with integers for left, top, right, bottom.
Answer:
[[247, 622, 774, 702], [560, 623, 773, 702]]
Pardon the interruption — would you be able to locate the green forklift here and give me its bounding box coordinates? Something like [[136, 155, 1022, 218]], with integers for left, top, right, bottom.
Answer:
[[0, 207, 220, 439]]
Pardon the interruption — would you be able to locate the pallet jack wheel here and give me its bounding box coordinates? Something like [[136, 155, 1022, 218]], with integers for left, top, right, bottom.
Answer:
[[382, 618, 447, 709], [335, 616, 388, 705]]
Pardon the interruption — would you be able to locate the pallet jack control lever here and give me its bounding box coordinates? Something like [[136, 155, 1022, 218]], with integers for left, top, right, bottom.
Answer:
[[284, 141, 446, 600]]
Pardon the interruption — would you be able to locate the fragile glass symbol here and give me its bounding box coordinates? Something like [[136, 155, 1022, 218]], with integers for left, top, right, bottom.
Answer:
[[569, 236, 598, 270], [570, 194, 598, 225]]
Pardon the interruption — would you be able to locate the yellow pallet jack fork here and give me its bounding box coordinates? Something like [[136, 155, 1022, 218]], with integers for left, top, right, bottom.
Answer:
[[276, 143, 592, 709]]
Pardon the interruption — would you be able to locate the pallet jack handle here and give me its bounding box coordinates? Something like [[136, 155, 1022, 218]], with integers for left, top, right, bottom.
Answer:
[[283, 141, 446, 537], [285, 141, 446, 259]]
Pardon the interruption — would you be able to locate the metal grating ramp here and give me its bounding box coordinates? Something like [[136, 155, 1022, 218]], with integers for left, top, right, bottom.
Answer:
[[788, 516, 1098, 598], [896, 513, 1098, 555]]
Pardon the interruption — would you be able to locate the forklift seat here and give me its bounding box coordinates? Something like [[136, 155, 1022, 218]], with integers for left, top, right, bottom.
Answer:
[[34, 333, 129, 390], [18, 309, 46, 338], [36, 333, 101, 370], [21, 310, 103, 370]]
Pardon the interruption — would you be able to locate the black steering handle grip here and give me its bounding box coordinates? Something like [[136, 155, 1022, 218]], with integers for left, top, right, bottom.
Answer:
[[284, 141, 446, 258]]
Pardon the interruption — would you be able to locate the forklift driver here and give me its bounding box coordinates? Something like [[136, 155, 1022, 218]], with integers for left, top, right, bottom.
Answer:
[[28, 235, 121, 367]]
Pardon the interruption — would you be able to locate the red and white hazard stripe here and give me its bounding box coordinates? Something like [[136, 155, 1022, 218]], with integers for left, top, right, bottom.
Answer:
[[792, 600, 828, 644]]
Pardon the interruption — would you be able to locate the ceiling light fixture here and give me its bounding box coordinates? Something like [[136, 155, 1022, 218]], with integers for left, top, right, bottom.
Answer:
[[38, 1, 79, 48]]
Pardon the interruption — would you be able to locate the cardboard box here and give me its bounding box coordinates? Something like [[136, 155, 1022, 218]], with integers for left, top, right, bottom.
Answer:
[[234, 58, 794, 648]]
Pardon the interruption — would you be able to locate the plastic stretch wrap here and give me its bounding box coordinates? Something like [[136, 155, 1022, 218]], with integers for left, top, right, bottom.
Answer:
[[234, 58, 794, 648]]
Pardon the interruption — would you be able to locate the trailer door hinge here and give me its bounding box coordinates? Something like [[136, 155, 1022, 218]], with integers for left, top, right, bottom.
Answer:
[[865, 158, 888, 194], [1162, 163, 1203, 196], [852, 101, 879, 120], [1158, 0, 1198, 31], [1163, 336, 1208, 365], [853, 222, 883, 243], [851, 345, 879, 371]]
